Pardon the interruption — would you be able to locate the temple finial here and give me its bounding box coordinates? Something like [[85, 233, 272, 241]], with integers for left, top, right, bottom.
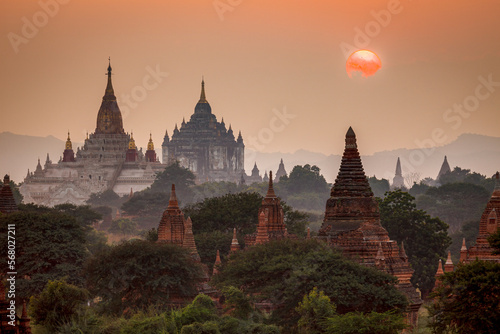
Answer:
[[266, 171, 276, 197], [198, 78, 207, 103], [104, 58, 115, 99], [168, 184, 179, 208]]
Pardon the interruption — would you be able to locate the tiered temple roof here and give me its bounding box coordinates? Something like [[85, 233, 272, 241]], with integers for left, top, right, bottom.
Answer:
[[158, 184, 185, 245], [245, 171, 291, 246], [319, 127, 422, 329]]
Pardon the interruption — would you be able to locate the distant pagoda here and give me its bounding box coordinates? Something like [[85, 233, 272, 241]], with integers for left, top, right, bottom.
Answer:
[[162, 80, 245, 183]]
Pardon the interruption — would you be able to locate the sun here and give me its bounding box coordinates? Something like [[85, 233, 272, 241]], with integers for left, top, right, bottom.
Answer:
[[346, 50, 382, 78]]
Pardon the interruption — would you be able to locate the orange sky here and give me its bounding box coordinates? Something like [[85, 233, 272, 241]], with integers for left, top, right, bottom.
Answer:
[[1, 0, 499, 157]]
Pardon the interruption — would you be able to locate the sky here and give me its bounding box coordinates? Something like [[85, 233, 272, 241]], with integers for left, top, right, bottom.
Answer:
[[1, 0, 500, 159]]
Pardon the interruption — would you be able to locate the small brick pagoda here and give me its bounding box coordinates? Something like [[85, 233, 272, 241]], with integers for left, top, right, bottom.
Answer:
[[460, 171, 500, 263], [318, 127, 422, 329], [245, 171, 291, 246]]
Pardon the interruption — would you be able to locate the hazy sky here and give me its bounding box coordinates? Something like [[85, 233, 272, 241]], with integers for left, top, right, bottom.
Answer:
[[1, 0, 499, 157]]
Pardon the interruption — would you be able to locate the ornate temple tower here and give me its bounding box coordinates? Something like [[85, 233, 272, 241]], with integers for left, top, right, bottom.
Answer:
[[62, 132, 75, 162], [125, 133, 138, 162], [20, 61, 165, 206], [245, 171, 290, 246], [158, 184, 185, 245], [162, 80, 245, 183], [145, 133, 157, 162], [392, 157, 405, 189], [319, 127, 422, 329]]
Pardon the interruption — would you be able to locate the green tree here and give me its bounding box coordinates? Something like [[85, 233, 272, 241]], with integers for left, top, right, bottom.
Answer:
[[121, 191, 169, 229], [449, 220, 479, 260], [323, 310, 407, 334], [296, 287, 336, 334], [368, 176, 391, 198], [183, 192, 263, 236], [87, 189, 125, 208], [29, 279, 89, 332], [221, 286, 254, 320], [108, 218, 139, 235], [378, 190, 451, 296], [428, 260, 500, 334], [439, 167, 485, 185], [150, 161, 196, 196], [0, 206, 88, 299], [212, 239, 407, 330], [84, 239, 204, 315], [277, 164, 330, 211], [8, 179, 23, 204], [416, 183, 490, 233], [409, 181, 431, 198], [194, 231, 233, 269]]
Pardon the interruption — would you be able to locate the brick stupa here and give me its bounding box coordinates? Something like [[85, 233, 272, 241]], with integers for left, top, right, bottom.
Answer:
[[245, 171, 292, 246], [318, 127, 422, 329], [460, 171, 500, 263], [158, 184, 185, 245]]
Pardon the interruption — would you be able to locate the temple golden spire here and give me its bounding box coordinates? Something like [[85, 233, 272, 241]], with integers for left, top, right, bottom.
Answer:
[[147, 133, 154, 151], [128, 132, 136, 150], [198, 78, 208, 103], [65, 131, 72, 150], [104, 57, 116, 100]]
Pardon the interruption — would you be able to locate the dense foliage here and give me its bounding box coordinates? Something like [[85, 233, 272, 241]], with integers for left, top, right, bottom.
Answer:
[[416, 182, 490, 233], [29, 279, 89, 332], [368, 176, 391, 198], [295, 288, 407, 334], [428, 260, 500, 333], [276, 164, 330, 211], [84, 239, 204, 315], [378, 190, 451, 296], [212, 239, 408, 330], [0, 205, 91, 299]]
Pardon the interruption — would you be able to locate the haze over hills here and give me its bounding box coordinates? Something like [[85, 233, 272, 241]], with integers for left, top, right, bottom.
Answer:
[[1, 131, 499, 185]]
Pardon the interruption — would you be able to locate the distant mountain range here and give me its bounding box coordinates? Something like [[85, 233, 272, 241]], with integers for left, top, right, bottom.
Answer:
[[1, 132, 499, 184]]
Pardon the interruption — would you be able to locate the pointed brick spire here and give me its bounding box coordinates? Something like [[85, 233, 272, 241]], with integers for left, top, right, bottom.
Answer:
[[444, 251, 454, 272], [230, 228, 240, 253], [331, 127, 373, 197], [168, 184, 179, 208], [19, 300, 32, 332], [306, 227, 311, 240], [461, 238, 467, 251], [183, 217, 201, 262], [266, 171, 276, 198], [213, 250, 222, 275], [435, 259, 444, 276]]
